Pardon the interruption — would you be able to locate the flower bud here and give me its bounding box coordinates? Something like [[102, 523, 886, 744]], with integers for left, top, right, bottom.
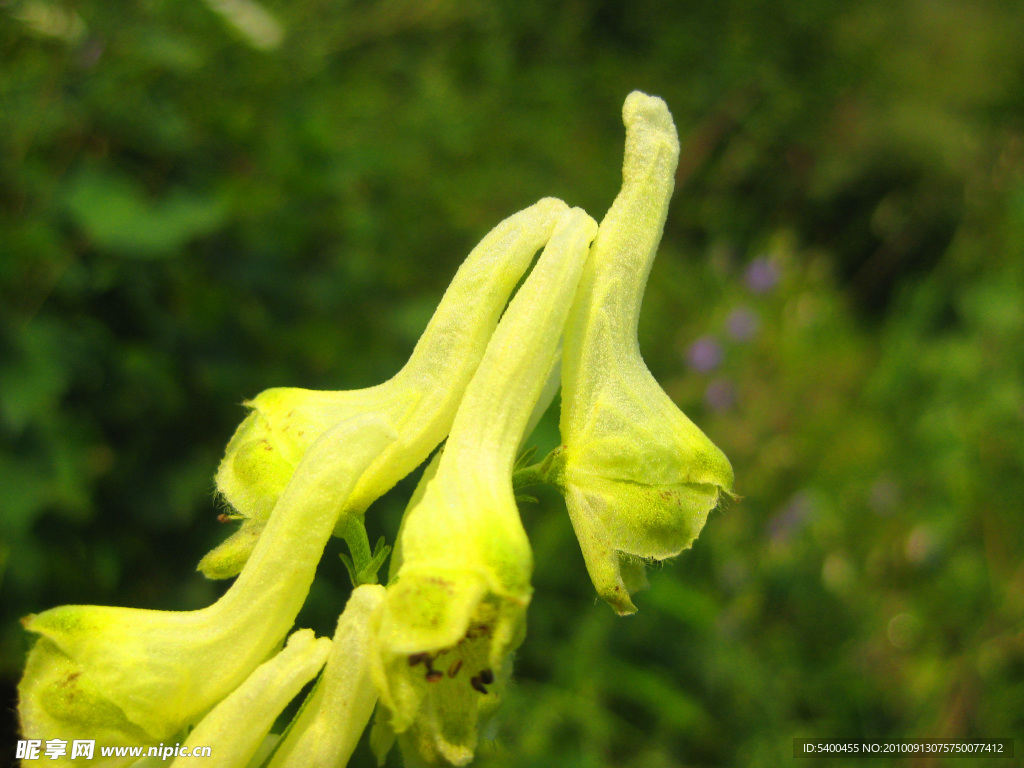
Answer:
[[372, 208, 598, 765], [19, 415, 393, 744], [202, 198, 570, 578], [172, 629, 331, 768], [266, 585, 385, 768], [559, 92, 734, 615]]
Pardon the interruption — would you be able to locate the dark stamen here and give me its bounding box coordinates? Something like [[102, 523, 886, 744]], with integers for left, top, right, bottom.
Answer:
[[479, 668, 494, 685], [426, 670, 444, 682], [470, 675, 489, 694], [447, 660, 463, 678]]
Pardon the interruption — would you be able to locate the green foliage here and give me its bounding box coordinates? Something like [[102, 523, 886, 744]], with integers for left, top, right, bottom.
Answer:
[[3, 0, 1023, 764], [62, 166, 229, 258]]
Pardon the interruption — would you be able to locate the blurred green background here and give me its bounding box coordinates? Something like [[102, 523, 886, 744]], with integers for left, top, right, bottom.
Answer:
[[2, 0, 1023, 765]]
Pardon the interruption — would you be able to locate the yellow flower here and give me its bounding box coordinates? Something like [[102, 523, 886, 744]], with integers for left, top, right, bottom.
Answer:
[[202, 198, 570, 578], [172, 629, 331, 768], [17, 637, 150, 768], [371, 208, 598, 765], [265, 585, 386, 768], [558, 92, 734, 615], [19, 416, 394, 748]]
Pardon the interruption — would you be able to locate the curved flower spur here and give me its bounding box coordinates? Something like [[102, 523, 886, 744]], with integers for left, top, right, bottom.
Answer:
[[370, 208, 598, 766], [203, 198, 569, 579], [547, 92, 735, 615]]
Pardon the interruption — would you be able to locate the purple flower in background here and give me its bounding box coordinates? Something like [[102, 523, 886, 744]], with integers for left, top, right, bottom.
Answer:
[[704, 378, 736, 412], [686, 335, 723, 373], [726, 306, 760, 341], [745, 257, 779, 294]]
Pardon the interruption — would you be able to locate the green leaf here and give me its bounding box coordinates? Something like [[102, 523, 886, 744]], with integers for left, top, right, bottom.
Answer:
[[63, 168, 228, 258]]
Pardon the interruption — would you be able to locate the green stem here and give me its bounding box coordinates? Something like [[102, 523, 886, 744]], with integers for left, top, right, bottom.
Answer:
[[338, 515, 391, 586], [511, 445, 567, 491], [339, 515, 372, 571]]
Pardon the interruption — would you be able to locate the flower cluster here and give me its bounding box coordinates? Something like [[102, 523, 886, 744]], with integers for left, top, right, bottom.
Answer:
[[18, 92, 733, 767]]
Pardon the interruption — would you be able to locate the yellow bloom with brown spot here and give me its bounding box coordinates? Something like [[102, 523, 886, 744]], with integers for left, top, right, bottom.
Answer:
[[558, 92, 734, 615], [19, 416, 393, 753], [202, 199, 569, 579], [372, 208, 598, 766]]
